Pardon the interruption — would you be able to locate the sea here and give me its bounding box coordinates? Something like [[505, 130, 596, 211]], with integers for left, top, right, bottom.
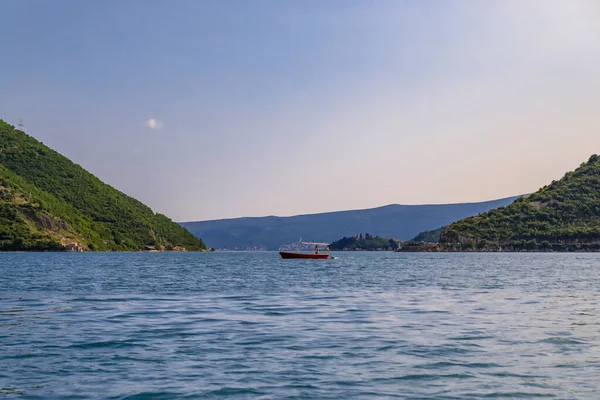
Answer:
[[1, 252, 600, 399]]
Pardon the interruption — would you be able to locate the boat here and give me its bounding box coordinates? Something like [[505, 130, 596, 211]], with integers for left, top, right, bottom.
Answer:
[[279, 251, 329, 259], [279, 240, 330, 259]]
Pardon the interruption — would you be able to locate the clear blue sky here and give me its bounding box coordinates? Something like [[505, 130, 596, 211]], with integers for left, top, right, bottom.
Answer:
[[1, 0, 599, 221]]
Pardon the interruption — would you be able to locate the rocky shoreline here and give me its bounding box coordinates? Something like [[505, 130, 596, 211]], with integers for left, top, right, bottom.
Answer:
[[398, 241, 600, 252]]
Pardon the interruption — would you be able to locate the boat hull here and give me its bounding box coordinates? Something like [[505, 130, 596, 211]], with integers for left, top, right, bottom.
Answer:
[[279, 252, 329, 259]]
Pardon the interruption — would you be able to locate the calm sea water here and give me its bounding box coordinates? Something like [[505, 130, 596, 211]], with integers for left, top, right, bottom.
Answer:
[[1, 252, 600, 399]]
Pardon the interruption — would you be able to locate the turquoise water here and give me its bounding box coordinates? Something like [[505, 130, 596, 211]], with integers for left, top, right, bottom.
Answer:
[[2, 252, 600, 399]]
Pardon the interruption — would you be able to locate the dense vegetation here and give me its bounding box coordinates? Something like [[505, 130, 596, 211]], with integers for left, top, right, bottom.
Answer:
[[440, 155, 600, 251], [182, 197, 519, 250], [412, 227, 442, 243], [0, 120, 206, 251], [329, 233, 401, 251]]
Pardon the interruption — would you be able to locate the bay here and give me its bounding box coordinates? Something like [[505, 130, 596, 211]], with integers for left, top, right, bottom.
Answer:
[[1, 252, 600, 399]]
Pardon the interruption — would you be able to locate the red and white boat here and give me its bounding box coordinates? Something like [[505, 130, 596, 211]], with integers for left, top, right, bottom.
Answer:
[[279, 240, 330, 259]]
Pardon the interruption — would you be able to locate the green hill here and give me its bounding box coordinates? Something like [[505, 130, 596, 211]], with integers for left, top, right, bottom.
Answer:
[[329, 233, 401, 251], [0, 120, 206, 251], [411, 227, 442, 243], [439, 155, 600, 251]]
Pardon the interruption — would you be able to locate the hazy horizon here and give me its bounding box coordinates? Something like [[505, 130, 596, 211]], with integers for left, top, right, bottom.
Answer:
[[2, 0, 599, 221]]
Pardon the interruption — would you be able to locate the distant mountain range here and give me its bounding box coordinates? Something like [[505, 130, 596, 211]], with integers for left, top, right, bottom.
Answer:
[[181, 196, 520, 250]]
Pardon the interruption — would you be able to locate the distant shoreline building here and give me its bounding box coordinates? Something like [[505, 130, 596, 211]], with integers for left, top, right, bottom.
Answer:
[[64, 242, 83, 252]]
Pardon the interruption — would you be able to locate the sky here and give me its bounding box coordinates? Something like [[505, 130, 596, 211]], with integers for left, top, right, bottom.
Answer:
[[1, 0, 600, 221]]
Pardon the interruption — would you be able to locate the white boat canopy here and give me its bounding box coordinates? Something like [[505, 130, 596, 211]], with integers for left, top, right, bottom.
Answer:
[[299, 241, 330, 246]]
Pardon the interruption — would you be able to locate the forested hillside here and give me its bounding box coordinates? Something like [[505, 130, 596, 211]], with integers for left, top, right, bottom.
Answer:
[[329, 234, 401, 251], [0, 120, 205, 251], [439, 155, 600, 251]]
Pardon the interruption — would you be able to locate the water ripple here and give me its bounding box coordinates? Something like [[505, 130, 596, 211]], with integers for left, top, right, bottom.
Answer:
[[1, 252, 600, 398]]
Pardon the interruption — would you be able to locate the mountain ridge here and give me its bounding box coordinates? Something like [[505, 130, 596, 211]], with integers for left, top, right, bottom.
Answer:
[[0, 120, 206, 251], [186, 199, 526, 223], [426, 154, 600, 251]]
